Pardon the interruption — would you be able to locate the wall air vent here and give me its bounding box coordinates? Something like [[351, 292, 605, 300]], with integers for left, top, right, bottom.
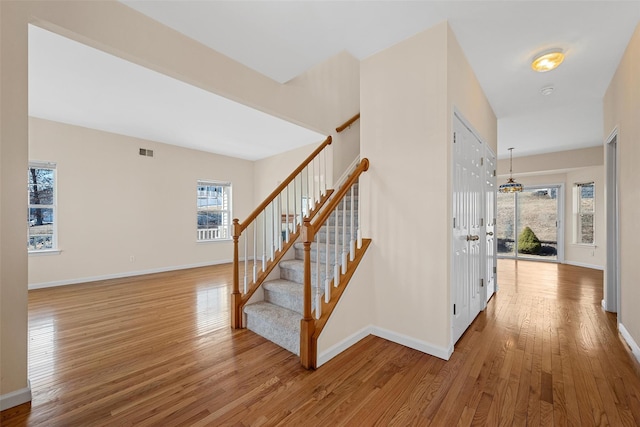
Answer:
[[139, 148, 154, 157]]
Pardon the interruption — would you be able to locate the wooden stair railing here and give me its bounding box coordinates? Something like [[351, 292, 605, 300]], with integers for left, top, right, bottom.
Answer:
[[231, 136, 333, 328], [300, 157, 370, 368], [335, 113, 360, 133]]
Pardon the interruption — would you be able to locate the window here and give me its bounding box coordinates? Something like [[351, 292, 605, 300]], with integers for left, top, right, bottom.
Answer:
[[28, 162, 57, 251], [574, 182, 595, 244], [197, 181, 232, 241]]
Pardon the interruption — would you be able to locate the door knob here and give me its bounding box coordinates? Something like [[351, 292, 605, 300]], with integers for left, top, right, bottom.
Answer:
[[486, 231, 494, 236], [466, 235, 480, 241]]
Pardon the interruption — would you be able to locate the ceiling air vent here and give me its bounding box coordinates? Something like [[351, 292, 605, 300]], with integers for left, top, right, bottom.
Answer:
[[139, 148, 154, 157]]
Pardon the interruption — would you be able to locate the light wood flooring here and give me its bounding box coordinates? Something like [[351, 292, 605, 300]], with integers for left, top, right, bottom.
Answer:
[[2, 260, 640, 426]]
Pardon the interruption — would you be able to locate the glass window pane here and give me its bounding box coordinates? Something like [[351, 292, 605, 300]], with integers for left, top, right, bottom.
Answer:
[[28, 168, 54, 205], [197, 182, 231, 240], [497, 192, 515, 256], [28, 208, 54, 250], [516, 188, 557, 260], [579, 213, 594, 244]]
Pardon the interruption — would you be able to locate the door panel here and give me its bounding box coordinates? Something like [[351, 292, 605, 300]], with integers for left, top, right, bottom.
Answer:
[[484, 148, 496, 300], [452, 123, 470, 342], [452, 115, 485, 344]]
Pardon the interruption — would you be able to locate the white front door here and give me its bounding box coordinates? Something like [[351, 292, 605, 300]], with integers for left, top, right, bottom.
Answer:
[[484, 147, 497, 301], [452, 114, 484, 343]]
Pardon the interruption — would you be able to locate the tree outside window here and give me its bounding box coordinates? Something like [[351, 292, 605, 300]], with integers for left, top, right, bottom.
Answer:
[[28, 163, 56, 251]]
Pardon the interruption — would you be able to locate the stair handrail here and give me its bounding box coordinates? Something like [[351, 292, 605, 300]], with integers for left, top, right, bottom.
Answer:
[[300, 157, 369, 368], [231, 135, 333, 328], [335, 113, 360, 133], [237, 135, 332, 233]]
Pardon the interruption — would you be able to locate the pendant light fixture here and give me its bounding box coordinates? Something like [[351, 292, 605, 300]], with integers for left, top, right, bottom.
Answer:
[[499, 148, 523, 193]]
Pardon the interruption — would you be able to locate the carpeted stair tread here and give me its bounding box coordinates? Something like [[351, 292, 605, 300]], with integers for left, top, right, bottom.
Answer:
[[244, 302, 300, 355]]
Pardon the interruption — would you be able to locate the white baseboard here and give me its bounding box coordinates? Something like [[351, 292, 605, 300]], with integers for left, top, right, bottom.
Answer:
[[317, 325, 373, 367], [563, 260, 604, 271], [317, 325, 453, 366], [28, 258, 237, 290], [372, 326, 452, 361], [619, 323, 640, 364], [0, 380, 31, 411]]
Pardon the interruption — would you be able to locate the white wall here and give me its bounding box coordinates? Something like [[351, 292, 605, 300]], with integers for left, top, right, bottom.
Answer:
[[604, 21, 640, 358], [253, 143, 317, 205], [28, 118, 254, 287], [359, 21, 496, 358]]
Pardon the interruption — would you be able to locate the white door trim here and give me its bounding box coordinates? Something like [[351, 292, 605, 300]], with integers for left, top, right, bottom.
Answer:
[[605, 128, 619, 314]]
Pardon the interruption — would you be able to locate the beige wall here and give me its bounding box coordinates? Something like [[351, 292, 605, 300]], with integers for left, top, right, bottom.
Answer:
[[1, 1, 30, 402], [499, 146, 604, 176], [0, 0, 359, 405], [604, 22, 640, 350], [28, 118, 254, 286], [253, 143, 317, 205], [359, 21, 496, 357], [496, 147, 606, 269]]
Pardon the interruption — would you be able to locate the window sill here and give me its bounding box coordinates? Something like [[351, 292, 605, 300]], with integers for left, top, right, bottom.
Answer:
[[29, 249, 62, 256], [196, 239, 232, 244], [571, 243, 597, 248]]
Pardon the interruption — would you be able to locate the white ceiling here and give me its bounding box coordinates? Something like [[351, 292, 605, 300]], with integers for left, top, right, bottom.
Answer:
[[30, 2, 640, 160], [28, 25, 325, 161]]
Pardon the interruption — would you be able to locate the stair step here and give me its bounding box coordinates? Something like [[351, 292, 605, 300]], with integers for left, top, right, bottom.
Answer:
[[264, 279, 320, 314], [244, 302, 300, 355], [279, 259, 332, 286]]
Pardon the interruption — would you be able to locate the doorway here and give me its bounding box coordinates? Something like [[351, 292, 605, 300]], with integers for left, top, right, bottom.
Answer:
[[452, 113, 487, 344], [497, 185, 563, 262], [605, 132, 619, 314]]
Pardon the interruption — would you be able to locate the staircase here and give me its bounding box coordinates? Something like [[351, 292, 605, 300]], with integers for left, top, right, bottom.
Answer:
[[243, 185, 358, 355]]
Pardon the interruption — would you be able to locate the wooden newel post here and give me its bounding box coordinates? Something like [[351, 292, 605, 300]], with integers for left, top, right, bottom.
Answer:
[[231, 218, 242, 329], [300, 218, 316, 369]]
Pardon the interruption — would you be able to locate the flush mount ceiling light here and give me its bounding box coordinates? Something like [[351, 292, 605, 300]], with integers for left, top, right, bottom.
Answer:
[[499, 148, 523, 193], [531, 49, 565, 72]]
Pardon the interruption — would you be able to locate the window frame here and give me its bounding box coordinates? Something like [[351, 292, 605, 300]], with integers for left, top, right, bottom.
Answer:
[[573, 181, 595, 245], [28, 161, 58, 253], [196, 180, 232, 242]]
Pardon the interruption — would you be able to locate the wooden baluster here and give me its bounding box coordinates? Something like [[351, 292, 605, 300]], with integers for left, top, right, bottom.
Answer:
[[323, 146, 328, 196], [342, 197, 348, 274], [293, 175, 298, 230], [243, 231, 248, 293], [316, 234, 322, 320], [311, 158, 316, 211], [325, 224, 330, 303], [357, 177, 362, 250], [277, 194, 282, 252], [270, 202, 275, 262], [350, 185, 355, 262], [286, 183, 290, 243], [262, 210, 266, 272], [252, 221, 257, 283], [334, 209, 340, 287]]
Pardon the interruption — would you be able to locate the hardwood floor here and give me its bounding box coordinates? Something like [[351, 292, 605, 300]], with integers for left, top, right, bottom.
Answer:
[[2, 260, 640, 426]]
